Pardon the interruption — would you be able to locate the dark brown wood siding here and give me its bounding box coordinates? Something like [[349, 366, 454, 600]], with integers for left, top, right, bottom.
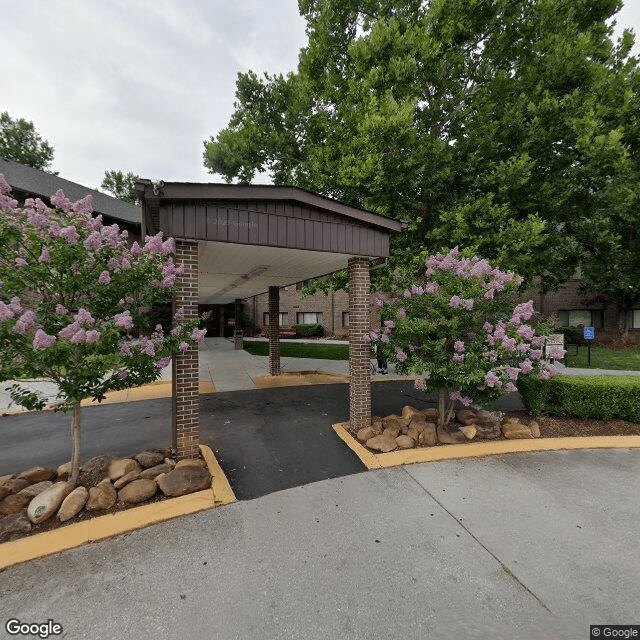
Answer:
[[158, 202, 390, 257]]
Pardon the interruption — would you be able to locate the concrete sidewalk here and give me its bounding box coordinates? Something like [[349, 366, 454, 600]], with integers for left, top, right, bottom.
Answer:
[[1, 449, 638, 639]]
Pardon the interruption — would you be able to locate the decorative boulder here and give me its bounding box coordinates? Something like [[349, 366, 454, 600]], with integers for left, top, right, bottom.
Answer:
[[81, 455, 112, 476], [0, 510, 32, 539], [57, 486, 89, 522], [423, 408, 438, 421], [418, 423, 438, 446], [118, 479, 157, 504], [459, 425, 477, 440], [396, 435, 415, 449], [86, 479, 117, 511], [402, 406, 425, 422], [17, 481, 53, 500], [365, 435, 398, 453], [56, 462, 72, 480], [163, 458, 176, 469], [436, 424, 467, 445], [134, 451, 164, 469], [356, 427, 376, 443], [17, 467, 56, 483], [371, 416, 383, 434], [502, 419, 533, 439], [383, 425, 401, 439], [0, 493, 32, 515], [156, 466, 212, 497], [108, 459, 142, 481], [140, 463, 174, 480], [113, 470, 141, 490], [174, 458, 207, 469], [27, 482, 74, 524], [455, 410, 477, 426]]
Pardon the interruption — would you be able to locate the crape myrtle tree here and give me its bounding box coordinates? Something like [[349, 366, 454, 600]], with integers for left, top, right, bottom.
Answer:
[[204, 0, 639, 301], [368, 248, 563, 428], [0, 176, 205, 485]]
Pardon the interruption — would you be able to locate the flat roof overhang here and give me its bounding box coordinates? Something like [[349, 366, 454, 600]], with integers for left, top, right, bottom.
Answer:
[[136, 181, 405, 304]]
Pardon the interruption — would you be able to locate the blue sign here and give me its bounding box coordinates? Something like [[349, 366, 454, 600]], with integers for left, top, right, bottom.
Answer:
[[584, 326, 595, 340]]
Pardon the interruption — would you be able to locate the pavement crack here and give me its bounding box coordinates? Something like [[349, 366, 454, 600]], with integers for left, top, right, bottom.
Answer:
[[403, 468, 552, 613]]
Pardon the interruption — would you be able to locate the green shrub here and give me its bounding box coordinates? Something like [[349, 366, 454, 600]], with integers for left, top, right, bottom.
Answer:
[[557, 326, 587, 346], [295, 323, 324, 337], [518, 375, 640, 422]]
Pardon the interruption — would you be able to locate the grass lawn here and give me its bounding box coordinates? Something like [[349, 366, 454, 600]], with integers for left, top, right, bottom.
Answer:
[[243, 341, 350, 360], [564, 344, 640, 371]]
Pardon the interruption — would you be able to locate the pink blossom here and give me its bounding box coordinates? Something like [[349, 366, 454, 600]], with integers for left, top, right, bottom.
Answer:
[[70, 328, 87, 344], [38, 248, 51, 263], [513, 300, 535, 321], [58, 226, 79, 244], [369, 331, 379, 341], [546, 363, 558, 376], [452, 354, 464, 363], [531, 336, 545, 348], [449, 295, 463, 309], [396, 308, 406, 318], [59, 321, 81, 339], [119, 341, 132, 357], [179, 341, 189, 352], [383, 320, 395, 329], [144, 233, 164, 253], [15, 257, 26, 268], [403, 290, 412, 299], [50, 189, 72, 212], [462, 298, 474, 310], [374, 297, 384, 308], [121, 257, 131, 270], [502, 336, 517, 351], [483, 322, 493, 332], [116, 369, 129, 379], [74, 308, 95, 325], [107, 258, 119, 270], [0, 174, 11, 194], [131, 242, 142, 257], [516, 324, 535, 341], [505, 382, 517, 393], [27, 212, 48, 228], [174, 307, 185, 320], [98, 271, 111, 284], [142, 342, 156, 357], [114, 311, 133, 330], [485, 372, 501, 388], [161, 276, 176, 288], [86, 216, 103, 231], [55, 304, 68, 314], [414, 377, 427, 391], [483, 350, 498, 362], [191, 328, 206, 341], [484, 289, 495, 300], [425, 267, 434, 277], [395, 348, 407, 362], [0, 302, 14, 321], [519, 359, 533, 374], [157, 357, 172, 369], [363, 334, 371, 343], [550, 346, 566, 360], [424, 282, 439, 294], [84, 232, 102, 250], [506, 367, 520, 381], [454, 340, 465, 353], [161, 238, 175, 255], [529, 349, 543, 361], [381, 333, 389, 343], [33, 329, 55, 349], [85, 330, 100, 343], [0, 193, 18, 211], [516, 343, 529, 354], [72, 195, 93, 214]]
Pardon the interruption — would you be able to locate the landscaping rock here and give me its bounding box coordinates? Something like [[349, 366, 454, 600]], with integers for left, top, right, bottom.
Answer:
[[0, 493, 32, 515], [158, 447, 173, 459], [57, 462, 72, 480], [402, 406, 425, 422], [436, 424, 467, 445], [475, 422, 502, 439], [371, 416, 383, 434], [57, 487, 88, 522], [396, 435, 415, 449], [156, 466, 212, 497], [418, 423, 438, 446], [18, 481, 53, 500], [502, 419, 533, 439], [113, 470, 141, 490], [0, 510, 32, 539], [383, 426, 401, 439], [459, 425, 477, 440], [135, 451, 164, 469], [456, 410, 477, 426], [407, 426, 421, 441], [382, 415, 403, 432], [118, 479, 157, 504], [27, 482, 73, 524], [423, 408, 438, 421], [0, 486, 9, 502], [356, 427, 376, 442], [140, 463, 174, 480], [175, 458, 207, 469], [530, 421, 541, 438], [108, 458, 141, 481], [365, 435, 397, 453], [163, 458, 176, 469], [409, 419, 428, 434], [86, 479, 117, 511], [82, 455, 112, 476], [476, 410, 495, 422], [17, 466, 57, 483]]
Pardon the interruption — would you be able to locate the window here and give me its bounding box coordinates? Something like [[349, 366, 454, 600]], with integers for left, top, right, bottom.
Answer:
[[296, 279, 313, 291], [342, 312, 349, 328], [263, 312, 288, 326], [558, 309, 604, 329], [296, 312, 323, 325], [633, 310, 640, 329]]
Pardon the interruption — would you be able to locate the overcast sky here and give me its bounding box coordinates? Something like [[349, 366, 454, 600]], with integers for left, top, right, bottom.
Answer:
[[1, 0, 638, 193]]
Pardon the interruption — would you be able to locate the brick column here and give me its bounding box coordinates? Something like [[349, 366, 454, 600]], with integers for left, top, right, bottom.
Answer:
[[268, 286, 281, 376], [348, 257, 371, 430], [172, 240, 200, 460]]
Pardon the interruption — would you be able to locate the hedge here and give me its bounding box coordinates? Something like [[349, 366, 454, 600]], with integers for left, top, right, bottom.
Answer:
[[295, 323, 324, 337], [518, 375, 640, 423]]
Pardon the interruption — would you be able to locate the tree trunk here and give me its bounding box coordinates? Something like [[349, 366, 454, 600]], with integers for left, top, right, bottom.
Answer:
[[619, 309, 630, 344], [437, 391, 446, 429], [68, 402, 82, 486]]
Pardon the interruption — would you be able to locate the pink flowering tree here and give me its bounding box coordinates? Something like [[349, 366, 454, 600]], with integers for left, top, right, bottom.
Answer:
[[369, 247, 563, 429], [0, 176, 206, 485]]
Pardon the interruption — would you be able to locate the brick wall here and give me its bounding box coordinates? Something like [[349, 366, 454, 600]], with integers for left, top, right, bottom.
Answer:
[[268, 286, 281, 375], [172, 240, 200, 459], [348, 257, 371, 430]]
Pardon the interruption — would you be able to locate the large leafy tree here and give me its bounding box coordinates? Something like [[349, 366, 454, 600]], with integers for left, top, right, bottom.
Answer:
[[100, 170, 139, 204], [203, 0, 638, 296], [0, 111, 54, 170]]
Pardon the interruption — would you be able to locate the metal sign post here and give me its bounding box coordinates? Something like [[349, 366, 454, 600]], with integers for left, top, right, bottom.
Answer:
[[584, 327, 595, 366]]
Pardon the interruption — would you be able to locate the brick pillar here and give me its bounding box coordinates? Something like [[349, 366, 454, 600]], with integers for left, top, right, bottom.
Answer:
[[172, 240, 200, 460], [268, 286, 281, 376], [348, 257, 371, 430]]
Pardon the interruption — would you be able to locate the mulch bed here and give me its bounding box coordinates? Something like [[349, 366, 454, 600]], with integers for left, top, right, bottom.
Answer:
[[504, 412, 640, 438]]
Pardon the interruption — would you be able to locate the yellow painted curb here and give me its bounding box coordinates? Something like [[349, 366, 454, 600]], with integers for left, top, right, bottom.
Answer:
[[0, 444, 234, 571], [252, 370, 348, 388], [333, 422, 640, 470]]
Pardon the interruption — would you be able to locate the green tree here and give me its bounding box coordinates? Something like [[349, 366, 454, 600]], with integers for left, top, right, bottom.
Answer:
[[0, 111, 54, 170], [203, 0, 638, 295], [100, 170, 139, 204]]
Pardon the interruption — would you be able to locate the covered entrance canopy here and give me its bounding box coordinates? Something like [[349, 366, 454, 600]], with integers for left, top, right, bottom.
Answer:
[[136, 181, 404, 459]]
